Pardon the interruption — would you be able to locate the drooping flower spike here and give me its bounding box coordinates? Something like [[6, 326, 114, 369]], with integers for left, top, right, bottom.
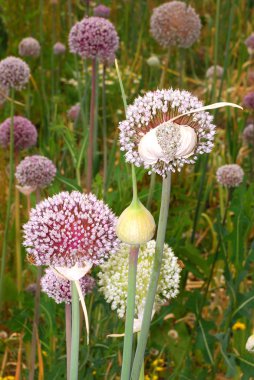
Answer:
[[41, 268, 95, 304], [119, 89, 242, 176], [98, 240, 181, 332]]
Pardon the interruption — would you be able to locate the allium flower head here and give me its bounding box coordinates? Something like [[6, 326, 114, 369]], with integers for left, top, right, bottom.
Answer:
[[0, 116, 37, 151], [147, 55, 160, 68], [0, 56, 30, 90], [243, 123, 254, 143], [243, 92, 254, 109], [41, 268, 95, 304], [69, 16, 119, 62], [98, 240, 181, 319], [245, 34, 254, 54], [246, 335, 254, 353], [119, 89, 215, 176], [0, 85, 9, 105], [67, 103, 80, 121], [216, 164, 244, 188], [53, 42, 66, 55], [19, 37, 41, 58], [93, 4, 111, 18], [23, 191, 119, 267], [15, 155, 56, 189], [150, 1, 201, 48], [206, 65, 224, 79]]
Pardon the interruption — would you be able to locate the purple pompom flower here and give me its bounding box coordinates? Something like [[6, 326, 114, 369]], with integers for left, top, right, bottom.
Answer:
[[206, 65, 224, 79], [53, 42, 66, 55], [119, 89, 215, 176], [41, 268, 95, 304], [15, 155, 56, 189], [23, 191, 119, 268], [242, 123, 254, 144], [245, 34, 254, 54], [216, 164, 244, 188], [150, 1, 201, 49], [243, 92, 254, 110], [0, 56, 30, 90], [93, 4, 111, 18], [19, 37, 41, 58], [67, 103, 80, 121], [0, 116, 37, 151], [69, 16, 119, 62]]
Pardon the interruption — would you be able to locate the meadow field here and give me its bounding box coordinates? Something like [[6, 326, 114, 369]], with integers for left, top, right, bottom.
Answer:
[[0, 1, 254, 379]]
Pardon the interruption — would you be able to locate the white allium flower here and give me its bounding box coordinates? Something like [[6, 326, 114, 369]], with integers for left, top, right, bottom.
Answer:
[[119, 89, 216, 176], [98, 240, 181, 320], [246, 334, 254, 353]]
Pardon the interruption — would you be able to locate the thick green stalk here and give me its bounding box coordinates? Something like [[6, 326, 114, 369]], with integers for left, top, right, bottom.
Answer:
[[121, 245, 139, 380], [131, 172, 171, 380], [146, 173, 156, 210], [70, 281, 80, 380], [65, 303, 72, 380], [137, 333, 144, 380], [102, 64, 108, 198], [0, 90, 15, 305], [29, 266, 42, 380], [29, 189, 41, 380], [15, 153, 21, 294], [87, 58, 97, 192]]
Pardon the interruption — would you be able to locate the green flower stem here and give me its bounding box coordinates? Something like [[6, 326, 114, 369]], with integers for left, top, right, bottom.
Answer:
[[65, 303, 72, 380], [15, 153, 22, 294], [0, 89, 15, 306], [70, 281, 80, 380], [87, 58, 97, 192], [146, 173, 156, 210], [102, 64, 108, 198], [131, 172, 171, 380], [121, 245, 139, 380], [29, 189, 41, 380], [137, 333, 144, 380], [29, 266, 42, 380]]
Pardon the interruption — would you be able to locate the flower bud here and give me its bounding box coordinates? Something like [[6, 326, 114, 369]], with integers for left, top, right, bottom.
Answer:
[[246, 334, 254, 353], [138, 121, 197, 166], [116, 200, 156, 245], [146, 55, 160, 68]]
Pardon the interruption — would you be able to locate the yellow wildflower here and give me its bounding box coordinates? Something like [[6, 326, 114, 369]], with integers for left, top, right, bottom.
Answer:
[[232, 321, 246, 331]]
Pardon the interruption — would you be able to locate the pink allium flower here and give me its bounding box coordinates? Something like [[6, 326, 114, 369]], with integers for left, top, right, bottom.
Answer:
[[242, 124, 254, 143], [0, 56, 30, 90], [93, 4, 111, 18], [243, 92, 254, 109], [41, 268, 95, 304], [53, 42, 66, 55], [23, 191, 119, 267], [67, 103, 80, 121], [0, 85, 9, 105], [19, 37, 41, 58], [15, 155, 56, 188], [150, 1, 201, 49], [0, 116, 37, 151], [119, 89, 215, 176], [206, 65, 224, 79], [69, 16, 119, 62], [245, 34, 254, 54], [216, 164, 244, 188]]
